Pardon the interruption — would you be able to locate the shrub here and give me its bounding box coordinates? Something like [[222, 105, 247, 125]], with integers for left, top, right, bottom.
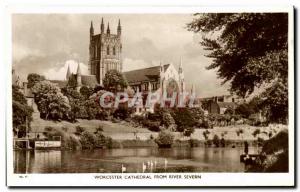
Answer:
[[213, 134, 220, 147], [94, 125, 104, 134], [171, 108, 197, 132], [202, 130, 210, 140], [94, 132, 107, 148], [62, 127, 68, 132], [252, 128, 261, 138], [131, 115, 144, 124], [143, 120, 161, 132], [75, 126, 85, 135], [155, 130, 174, 147], [80, 131, 96, 149], [162, 110, 175, 128], [183, 127, 194, 137], [220, 137, 225, 147], [113, 106, 133, 120]]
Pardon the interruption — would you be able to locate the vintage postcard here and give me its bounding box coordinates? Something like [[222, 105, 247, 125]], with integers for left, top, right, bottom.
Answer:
[[6, 6, 294, 187]]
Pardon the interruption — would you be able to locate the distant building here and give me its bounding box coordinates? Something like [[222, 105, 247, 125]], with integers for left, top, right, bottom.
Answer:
[[200, 95, 244, 115], [65, 63, 98, 91]]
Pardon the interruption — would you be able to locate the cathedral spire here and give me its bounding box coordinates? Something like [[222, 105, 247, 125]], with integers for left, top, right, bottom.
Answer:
[[107, 22, 110, 34], [117, 19, 121, 36], [66, 64, 71, 80], [90, 21, 94, 38], [101, 18, 104, 34]]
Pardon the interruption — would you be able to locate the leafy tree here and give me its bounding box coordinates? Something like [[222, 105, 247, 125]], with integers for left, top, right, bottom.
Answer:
[[188, 13, 288, 123], [103, 69, 128, 92], [171, 108, 197, 132], [32, 81, 71, 120], [12, 85, 33, 137], [27, 73, 45, 88], [62, 87, 87, 120], [236, 103, 255, 118]]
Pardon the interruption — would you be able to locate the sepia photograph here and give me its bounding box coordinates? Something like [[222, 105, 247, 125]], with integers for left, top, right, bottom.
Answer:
[[7, 6, 294, 187]]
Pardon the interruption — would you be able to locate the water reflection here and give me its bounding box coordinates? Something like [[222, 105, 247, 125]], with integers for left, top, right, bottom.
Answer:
[[14, 147, 258, 173]]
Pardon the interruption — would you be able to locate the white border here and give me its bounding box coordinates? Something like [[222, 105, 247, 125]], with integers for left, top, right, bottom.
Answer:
[[5, 5, 295, 187]]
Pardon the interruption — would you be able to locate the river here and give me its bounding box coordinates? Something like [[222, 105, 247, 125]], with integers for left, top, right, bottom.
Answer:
[[14, 147, 259, 173]]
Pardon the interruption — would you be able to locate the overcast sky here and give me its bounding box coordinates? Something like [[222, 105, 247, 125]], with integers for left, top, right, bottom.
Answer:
[[12, 14, 229, 97]]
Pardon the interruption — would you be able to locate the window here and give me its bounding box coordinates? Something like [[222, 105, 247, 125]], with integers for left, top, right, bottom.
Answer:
[[107, 46, 110, 55], [113, 46, 116, 55]]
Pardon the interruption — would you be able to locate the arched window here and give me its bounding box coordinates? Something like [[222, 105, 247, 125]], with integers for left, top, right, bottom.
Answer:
[[107, 46, 110, 55]]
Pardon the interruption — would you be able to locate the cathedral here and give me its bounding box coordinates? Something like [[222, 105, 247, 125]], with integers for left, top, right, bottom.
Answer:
[[65, 18, 187, 112]]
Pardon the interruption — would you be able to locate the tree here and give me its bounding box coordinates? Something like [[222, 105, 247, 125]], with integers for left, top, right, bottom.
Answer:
[[171, 108, 198, 132], [12, 85, 33, 137], [32, 81, 71, 120], [235, 103, 255, 118], [103, 69, 128, 92], [27, 73, 45, 88], [62, 87, 87, 120], [188, 13, 288, 123]]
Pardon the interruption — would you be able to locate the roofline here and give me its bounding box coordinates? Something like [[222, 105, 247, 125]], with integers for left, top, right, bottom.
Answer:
[[123, 64, 170, 74]]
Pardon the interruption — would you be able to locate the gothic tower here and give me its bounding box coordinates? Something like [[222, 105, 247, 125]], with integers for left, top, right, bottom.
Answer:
[[88, 18, 122, 86]]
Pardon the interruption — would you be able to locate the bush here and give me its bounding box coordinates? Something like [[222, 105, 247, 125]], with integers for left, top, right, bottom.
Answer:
[[113, 106, 133, 120], [131, 115, 144, 124], [213, 134, 220, 147], [80, 131, 96, 149], [143, 120, 161, 132], [94, 125, 104, 134], [155, 130, 174, 147], [75, 126, 85, 135], [183, 127, 194, 137], [94, 132, 108, 148], [162, 110, 176, 128], [171, 108, 197, 132], [62, 127, 68, 132]]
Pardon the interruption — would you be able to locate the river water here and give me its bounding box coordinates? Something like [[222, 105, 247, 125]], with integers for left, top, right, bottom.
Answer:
[[14, 147, 258, 173]]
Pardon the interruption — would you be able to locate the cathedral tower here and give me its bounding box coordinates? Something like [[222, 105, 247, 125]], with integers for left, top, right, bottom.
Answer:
[[88, 18, 123, 86]]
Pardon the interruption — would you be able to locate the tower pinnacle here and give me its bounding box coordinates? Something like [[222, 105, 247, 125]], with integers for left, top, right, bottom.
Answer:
[[101, 18, 104, 34], [117, 19, 121, 36], [66, 64, 71, 80], [107, 22, 110, 34], [90, 21, 94, 38]]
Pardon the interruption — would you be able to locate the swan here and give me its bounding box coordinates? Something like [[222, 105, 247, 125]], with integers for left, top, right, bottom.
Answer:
[[121, 164, 126, 173]]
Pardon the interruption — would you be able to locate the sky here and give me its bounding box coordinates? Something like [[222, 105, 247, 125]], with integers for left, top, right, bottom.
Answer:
[[12, 14, 229, 97]]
